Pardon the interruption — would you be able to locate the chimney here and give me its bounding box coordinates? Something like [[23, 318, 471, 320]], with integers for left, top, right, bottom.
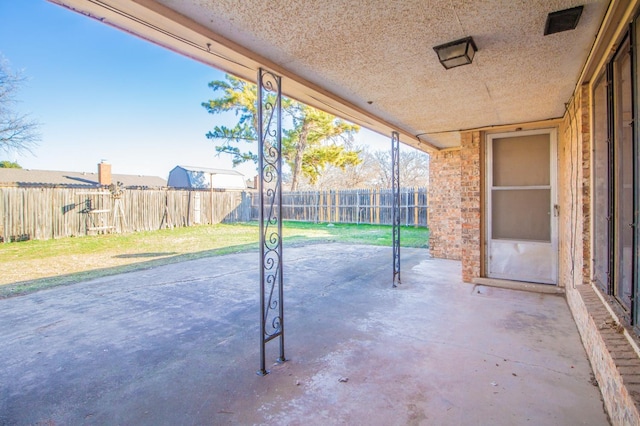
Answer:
[[98, 161, 112, 186]]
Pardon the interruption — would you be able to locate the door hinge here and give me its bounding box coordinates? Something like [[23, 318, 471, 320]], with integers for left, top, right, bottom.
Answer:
[[553, 205, 560, 217]]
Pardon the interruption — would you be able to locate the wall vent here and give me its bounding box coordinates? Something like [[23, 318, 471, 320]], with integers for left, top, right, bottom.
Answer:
[[544, 6, 584, 36]]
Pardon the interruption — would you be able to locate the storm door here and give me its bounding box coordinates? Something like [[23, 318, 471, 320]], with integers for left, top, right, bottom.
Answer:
[[486, 129, 558, 284]]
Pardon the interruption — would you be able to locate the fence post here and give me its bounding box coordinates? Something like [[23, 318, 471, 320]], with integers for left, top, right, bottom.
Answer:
[[356, 189, 360, 225], [413, 187, 420, 227], [314, 190, 319, 223], [426, 188, 430, 229], [325, 190, 329, 222], [405, 188, 409, 227], [375, 188, 380, 224]]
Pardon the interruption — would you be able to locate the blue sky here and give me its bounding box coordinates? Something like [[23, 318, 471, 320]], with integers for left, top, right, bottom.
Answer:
[[0, 0, 391, 180]]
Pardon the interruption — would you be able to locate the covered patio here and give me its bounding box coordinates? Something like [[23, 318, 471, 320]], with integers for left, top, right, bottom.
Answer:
[[1, 244, 607, 424], [29, 0, 640, 422]]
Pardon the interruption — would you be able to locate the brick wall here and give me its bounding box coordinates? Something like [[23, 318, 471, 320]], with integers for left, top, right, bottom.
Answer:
[[427, 131, 481, 281], [558, 87, 586, 290], [426, 81, 640, 422], [561, 84, 640, 424], [428, 149, 461, 260], [580, 85, 591, 286], [460, 131, 482, 282], [567, 284, 640, 424]]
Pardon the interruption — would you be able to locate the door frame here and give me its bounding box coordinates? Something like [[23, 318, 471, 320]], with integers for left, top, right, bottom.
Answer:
[[484, 128, 559, 284]]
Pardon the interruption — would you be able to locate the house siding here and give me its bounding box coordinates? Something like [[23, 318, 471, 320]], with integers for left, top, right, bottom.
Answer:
[[557, 86, 587, 291], [460, 131, 482, 283], [416, 2, 640, 423], [426, 84, 640, 421], [580, 85, 592, 287], [427, 149, 461, 260], [567, 283, 640, 425], [427, 130, 482, 282], [560, 83, 640, 424]]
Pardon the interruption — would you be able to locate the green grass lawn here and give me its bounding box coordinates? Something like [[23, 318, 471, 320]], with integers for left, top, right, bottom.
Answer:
[[0, 221, 428, 297], [281, 221, 429, 248]]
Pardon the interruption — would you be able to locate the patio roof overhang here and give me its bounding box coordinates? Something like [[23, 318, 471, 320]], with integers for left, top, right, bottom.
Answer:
[[48, 0, 610, 151]]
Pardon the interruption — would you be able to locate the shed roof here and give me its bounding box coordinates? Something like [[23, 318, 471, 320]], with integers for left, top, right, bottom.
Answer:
[[174, 165, 245, 176], [0, 168, 167, 188]]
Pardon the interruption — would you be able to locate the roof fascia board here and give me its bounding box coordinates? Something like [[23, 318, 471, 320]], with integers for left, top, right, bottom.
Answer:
[[438, 117, 564, 138], [577, 0, 640, 86], [48, 0, 437, 152]]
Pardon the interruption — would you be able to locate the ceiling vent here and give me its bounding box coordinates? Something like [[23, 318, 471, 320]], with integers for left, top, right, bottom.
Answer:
[[544, 5, 584, 36]]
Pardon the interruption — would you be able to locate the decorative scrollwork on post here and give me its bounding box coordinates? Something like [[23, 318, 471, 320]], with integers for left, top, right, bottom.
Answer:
[[258, 68, 285, 376], [392, 131, 401, 287]]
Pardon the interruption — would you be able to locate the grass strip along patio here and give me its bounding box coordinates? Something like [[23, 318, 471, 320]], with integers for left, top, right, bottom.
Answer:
[[0, 222, 429, 298]]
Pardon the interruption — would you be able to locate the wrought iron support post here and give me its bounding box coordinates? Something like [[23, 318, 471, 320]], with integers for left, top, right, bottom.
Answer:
[[258, 68, 285, 375], [392, 131, 401, 287]]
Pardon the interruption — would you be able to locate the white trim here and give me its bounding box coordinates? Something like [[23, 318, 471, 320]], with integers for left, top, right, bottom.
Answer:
[[491, 185, 552, 191], [491, 238, 552, 244]]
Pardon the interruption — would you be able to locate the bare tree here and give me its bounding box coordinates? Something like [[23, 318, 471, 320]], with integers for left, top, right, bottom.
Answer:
[[0, 57, 40, 154], [298, 146, 430, 189], [307, 146, 380, 189], [359, 148, 429, 188], [399, 149, 430, 187]]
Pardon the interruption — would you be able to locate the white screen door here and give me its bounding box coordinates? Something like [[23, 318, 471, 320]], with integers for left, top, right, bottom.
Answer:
[[487, 129, 558, 284]]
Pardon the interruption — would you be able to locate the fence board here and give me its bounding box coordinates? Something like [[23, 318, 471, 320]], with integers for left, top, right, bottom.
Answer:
[[0, 186, 427, 243], [0, 186, 251, 243], [251, 187, 428, 227]]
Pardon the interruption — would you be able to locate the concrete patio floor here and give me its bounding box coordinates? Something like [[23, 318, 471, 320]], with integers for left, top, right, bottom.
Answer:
[[1, 243, 609, 425]]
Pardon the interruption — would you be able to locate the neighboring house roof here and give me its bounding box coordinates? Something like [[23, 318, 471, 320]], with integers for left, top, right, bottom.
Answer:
[[0, 168, 167, 188], [168, 165, 247, 190]]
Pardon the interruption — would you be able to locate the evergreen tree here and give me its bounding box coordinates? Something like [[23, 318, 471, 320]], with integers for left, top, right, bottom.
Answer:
[[202, 75, 361, 190]]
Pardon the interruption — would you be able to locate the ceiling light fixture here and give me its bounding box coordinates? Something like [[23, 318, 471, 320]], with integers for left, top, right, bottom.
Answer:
[[433, 36, 477, 69]]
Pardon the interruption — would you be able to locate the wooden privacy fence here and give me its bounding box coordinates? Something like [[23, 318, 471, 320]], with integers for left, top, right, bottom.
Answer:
[[0, 186, 427, 242], [0, 186, 252, 242], [251, 187, 428, 227]]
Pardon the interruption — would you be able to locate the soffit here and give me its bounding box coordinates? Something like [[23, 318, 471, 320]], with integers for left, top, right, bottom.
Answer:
[[50, 0, 610, 151]]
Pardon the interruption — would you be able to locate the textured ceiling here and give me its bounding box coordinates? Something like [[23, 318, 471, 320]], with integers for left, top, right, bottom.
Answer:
[[51, 0, 610, 149]]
